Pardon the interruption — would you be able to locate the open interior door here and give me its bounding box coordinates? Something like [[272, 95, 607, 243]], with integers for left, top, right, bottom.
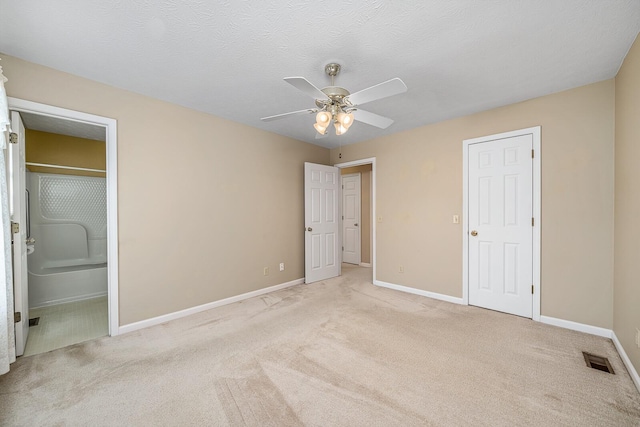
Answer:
[[9, 111, 29, 356], [341, 173, 361, 265], [304, 162, 340, 284]]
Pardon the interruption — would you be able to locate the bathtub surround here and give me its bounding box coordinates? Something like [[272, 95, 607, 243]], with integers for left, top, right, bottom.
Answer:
[[0, 265, 638, 425], [27, 172, 108, 307]]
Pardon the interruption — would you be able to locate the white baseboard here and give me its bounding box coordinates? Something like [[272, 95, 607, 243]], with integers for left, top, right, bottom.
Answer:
[[539, 316, 640, 393], [359, 263, 372, 268], [612, 331, 640, 393], [119, 278, 304, 335], [373, 280, 464, 305], [539, 315, 612, 338]]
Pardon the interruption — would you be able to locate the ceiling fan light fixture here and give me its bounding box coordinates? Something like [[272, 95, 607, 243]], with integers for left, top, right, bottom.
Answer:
[[334, 122, 348, 135], [337, 112, 354, 129], [316, 111, 332, 126], [314, 122, 328, 135]]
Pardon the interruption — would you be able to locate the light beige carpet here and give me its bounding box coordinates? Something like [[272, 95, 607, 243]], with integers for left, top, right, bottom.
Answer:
[[1, 265, 639, 426]]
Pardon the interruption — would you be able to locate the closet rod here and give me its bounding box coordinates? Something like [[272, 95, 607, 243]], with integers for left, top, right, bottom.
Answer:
[[26, 162, 106, 173]]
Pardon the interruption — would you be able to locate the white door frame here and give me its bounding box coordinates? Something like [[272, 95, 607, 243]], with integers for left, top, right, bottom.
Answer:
[[335, 157, 376, 282], [462, 127, 541, 321], [8, 97, 120, 336]]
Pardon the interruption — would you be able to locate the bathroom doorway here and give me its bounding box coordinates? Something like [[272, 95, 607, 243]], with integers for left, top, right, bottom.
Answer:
[[8, 98, 119, 356]]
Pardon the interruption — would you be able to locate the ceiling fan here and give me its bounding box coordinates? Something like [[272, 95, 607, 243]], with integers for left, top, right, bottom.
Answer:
[[261, 63, 408, 137]]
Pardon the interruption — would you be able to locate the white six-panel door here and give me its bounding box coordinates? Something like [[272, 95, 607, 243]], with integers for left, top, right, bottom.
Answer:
[[342, 173, 361, 265], [468, 134, 533, 318], [304, 163, 340, 284]]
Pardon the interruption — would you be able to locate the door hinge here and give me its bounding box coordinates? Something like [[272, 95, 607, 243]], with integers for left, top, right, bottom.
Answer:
[[532, 149, 534, 158], [342, 185, 344, 189], [342, 246, 344, 251], [532, 217, 534, 227], [9, 132, 18, 144], [11, 221, 19, 234], [14, 312, 21, 323], [531, 285, 534, 294], [342, 215, 344, 220]]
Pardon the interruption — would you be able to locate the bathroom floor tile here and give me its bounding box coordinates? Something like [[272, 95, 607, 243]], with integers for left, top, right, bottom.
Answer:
[[23, 296, 108, 357]]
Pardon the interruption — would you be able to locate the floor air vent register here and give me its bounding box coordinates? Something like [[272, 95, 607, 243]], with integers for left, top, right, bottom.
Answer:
[[582, 352, 615, 374]]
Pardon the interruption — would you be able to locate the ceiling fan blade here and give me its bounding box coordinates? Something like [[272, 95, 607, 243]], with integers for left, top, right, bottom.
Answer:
[[345, 78, 408, 106], [353, 109, 394, 129], [284, 77, 329, 100], [260, 109, 316, 122]]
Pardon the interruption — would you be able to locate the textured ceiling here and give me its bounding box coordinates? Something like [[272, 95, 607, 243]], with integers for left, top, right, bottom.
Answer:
[[20, 112, 106, 142], [1, 1, 639, 149]]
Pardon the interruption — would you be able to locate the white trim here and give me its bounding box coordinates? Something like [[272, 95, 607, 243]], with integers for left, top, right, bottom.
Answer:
[[612, 331, 640, 393], [335, 157, 376, 283], [462, 126, 541, 321], [374, 279, 465, 305], [119, 278, 304, 335], [7, 97, 120, 336], [359, 263, 371, 268], [539, 315, 612, 338]]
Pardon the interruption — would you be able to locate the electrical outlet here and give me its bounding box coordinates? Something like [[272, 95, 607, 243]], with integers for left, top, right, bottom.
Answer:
[[263, 267, 269, 276], [399, 265, 404, 273], [279, 262, 285, 272], [636, 328, 640, 348]]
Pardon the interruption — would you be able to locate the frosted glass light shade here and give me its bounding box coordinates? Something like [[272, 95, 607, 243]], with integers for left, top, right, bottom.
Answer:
[[334, 122, 347, 135], [314, 123, 327, 134], [316, 111, 332, 126], [337, 112, 354, 129]]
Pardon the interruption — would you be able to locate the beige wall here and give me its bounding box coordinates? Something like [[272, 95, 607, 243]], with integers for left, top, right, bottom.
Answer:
[[614, 35, 640, 374], [1, 54, 329, 325], [331, 80, 615, 329], [1, 52, 623, 336], [341, 165, 372, 264], [26, 129, 106, 178]]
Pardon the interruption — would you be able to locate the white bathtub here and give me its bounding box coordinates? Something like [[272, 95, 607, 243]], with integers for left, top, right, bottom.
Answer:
[[28, 264, 107, 308]]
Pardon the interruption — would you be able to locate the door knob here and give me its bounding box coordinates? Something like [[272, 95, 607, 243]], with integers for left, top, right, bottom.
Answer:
[[307, 227, 312, 232], [354, 223, 358, 226], [470, 230, 478, 236]]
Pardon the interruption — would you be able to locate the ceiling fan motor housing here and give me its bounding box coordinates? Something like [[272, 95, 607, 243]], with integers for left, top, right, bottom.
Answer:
[[315, 86, 350, 109]]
